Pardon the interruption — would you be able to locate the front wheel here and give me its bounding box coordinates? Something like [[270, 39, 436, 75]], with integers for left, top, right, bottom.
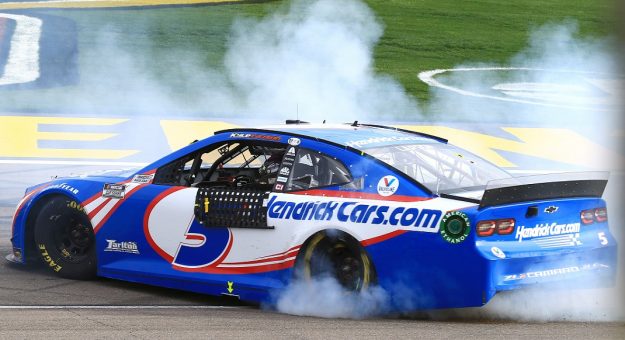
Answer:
[[299, 231, 373, 292], [34, 196, 96, 280]]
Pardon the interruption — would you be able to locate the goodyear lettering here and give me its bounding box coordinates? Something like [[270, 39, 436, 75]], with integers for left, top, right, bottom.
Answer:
[[49, 183, 79, 195], [515, 222, 581, 241], [66, 200, 85, 212], [38, 244, 62, 272], [267, 196, 441, 230]]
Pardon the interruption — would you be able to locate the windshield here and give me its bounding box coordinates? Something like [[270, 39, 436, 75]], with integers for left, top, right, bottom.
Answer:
[[366, 143, 511, 195]]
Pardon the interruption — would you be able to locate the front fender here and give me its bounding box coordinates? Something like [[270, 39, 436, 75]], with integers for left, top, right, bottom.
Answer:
[[9, 180, 104, 264]]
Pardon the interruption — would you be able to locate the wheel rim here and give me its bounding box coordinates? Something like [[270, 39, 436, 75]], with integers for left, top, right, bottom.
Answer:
[[304, 234, 370, 292], [51, 214, 93, 263], [330, 244, 364, 291]]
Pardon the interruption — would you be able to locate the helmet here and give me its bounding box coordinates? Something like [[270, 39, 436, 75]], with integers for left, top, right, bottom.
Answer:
[[258, 153, 283, 184]]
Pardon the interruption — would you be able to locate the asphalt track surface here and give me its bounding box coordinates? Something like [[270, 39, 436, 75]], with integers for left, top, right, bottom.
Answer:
[[0, 164, 624, 339]]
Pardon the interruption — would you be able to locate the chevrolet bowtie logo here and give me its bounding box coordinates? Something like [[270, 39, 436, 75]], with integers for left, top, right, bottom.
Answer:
[[544, 206, 558, 214]]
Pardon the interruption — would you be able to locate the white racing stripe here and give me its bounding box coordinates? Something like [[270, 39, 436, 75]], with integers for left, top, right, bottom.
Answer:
[[218, 256, 297, 268], [0, 13, 42, 86]]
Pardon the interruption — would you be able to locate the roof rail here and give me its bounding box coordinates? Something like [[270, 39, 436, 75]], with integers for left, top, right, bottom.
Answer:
[[351, 123, 448, 143]]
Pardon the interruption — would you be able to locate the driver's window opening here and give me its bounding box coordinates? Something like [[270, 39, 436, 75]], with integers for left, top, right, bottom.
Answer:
[[154, 142, 354, 192], [287, 148, 352, 191], [188, 142, 286, 190], [153, 141, 288, 189]]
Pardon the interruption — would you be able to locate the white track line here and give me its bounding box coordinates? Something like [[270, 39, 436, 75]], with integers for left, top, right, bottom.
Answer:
[[0, 159, 147, 167], [0, 305, 245, 310], [417, 67, 614, 112], [0, 13, 41, 86]]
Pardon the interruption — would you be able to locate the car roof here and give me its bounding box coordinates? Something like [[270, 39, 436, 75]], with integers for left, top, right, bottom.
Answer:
[[216, 123, 446, 149]]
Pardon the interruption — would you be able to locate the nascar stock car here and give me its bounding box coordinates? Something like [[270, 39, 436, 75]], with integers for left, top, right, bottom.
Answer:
[[6, 122, 617, 310]]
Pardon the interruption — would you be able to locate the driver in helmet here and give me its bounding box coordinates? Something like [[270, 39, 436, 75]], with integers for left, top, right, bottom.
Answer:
[[258, 151, 284, 185]]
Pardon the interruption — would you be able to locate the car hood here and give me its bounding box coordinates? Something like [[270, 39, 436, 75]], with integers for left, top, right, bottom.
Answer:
[[57, 167, 141, 180]]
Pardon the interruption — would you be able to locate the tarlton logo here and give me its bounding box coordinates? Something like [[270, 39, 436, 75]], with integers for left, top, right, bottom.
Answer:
[[377, 175, 399, 197], [515, 222, 580, 242], [266, 196, 441, 231], [105, 240, 139, 254]]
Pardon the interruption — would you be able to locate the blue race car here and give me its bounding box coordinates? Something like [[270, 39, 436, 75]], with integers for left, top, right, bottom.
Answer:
[[6, 122, 617, 310]]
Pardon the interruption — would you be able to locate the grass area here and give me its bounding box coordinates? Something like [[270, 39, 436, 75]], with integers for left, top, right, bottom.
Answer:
[[0, 0, 617, 114], [366, 0, 616, 101]]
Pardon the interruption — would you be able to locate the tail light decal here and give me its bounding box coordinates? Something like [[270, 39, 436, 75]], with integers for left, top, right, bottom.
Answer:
[[581, 207, 608, 225], [477, 218, 516, 237]]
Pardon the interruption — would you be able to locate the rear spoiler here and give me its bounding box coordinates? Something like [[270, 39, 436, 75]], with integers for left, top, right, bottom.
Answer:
[[479, 172, 609, 210]]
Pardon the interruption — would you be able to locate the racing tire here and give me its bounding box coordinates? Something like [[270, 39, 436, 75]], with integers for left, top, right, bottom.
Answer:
[[33, 196, 96, 280], [298, 231, 374, 292]]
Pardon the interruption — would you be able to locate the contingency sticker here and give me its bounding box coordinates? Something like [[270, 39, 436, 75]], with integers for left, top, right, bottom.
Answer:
[[377, 175, 399, 196], [274, 146, 298, 192], [131, 174, 154, 184], [102, 183, 125, 199]]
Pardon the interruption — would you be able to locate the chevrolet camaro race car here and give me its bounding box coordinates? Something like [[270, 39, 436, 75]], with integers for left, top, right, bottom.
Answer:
[[6, 123, 618, 310]]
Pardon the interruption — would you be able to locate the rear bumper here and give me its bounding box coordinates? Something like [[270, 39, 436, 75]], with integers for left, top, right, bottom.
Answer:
[[489, 245, 617, 294]]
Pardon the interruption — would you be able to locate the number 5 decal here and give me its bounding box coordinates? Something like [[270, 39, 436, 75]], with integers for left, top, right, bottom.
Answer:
[[598, 232, 608, 245]]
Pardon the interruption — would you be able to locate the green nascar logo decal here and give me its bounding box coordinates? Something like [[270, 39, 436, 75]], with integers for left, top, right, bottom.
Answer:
[[440, 211, 471, 244]]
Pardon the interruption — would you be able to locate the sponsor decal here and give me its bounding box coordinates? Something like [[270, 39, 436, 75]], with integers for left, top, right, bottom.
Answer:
[[102, 183, 125, 199], [346, 136, 429, 148], [286, 147, 296, 156], [377, 175, 399, 197], [229, 132, 281, 141], [275, 183, 284, 191], [544, 205, 558, 214], [440, 211, 471, 244], [267, 196, 442, 231], [491, 246, 506, 259], [104, 239, 140, 254], [48, 182, 79, 195], [515, 222, 580, 242], [279, 166, 290, 176], [288, 137, 301, 146], [503, 263, 609, 282], [131, 174, 154, 184], [276, 176, 288, 183]]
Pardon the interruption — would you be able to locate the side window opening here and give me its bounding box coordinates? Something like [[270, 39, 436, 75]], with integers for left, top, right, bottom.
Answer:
[[153, 141, 286, 190], [286, 148, 352, 191]]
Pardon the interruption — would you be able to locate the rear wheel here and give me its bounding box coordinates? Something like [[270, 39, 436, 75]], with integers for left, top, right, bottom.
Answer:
[[33, 196, 96, 280], [299, 231, 373, 291]]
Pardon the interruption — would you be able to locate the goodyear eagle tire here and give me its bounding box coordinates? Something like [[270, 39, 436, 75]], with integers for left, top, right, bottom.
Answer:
[[34, 196, 96, 280], [299, 231, 373, 292]]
